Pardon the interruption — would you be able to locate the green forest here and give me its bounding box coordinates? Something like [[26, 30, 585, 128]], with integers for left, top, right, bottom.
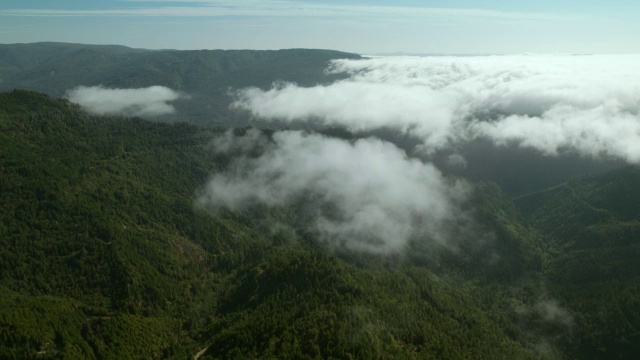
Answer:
[[0, 43, 361, 126], [1, 89, 640, 359]]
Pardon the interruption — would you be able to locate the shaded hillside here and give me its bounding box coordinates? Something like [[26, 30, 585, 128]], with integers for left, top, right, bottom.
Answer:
[[515, 167, 640, 359], [0, 89, 235, 358], [0, 42, 624, 197], [1, 90, 547, 359], [437, 139, 623, 196], [0, 42, 362, 125], [5, 89, 640, 359]]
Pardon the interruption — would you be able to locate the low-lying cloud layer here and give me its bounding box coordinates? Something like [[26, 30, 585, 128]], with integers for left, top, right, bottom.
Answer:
[[198, 129, 466, 253], [233, 55, 640, 162], [67, 85, 182, 117]]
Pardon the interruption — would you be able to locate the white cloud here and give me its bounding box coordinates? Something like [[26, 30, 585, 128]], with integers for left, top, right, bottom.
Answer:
[[66, 85, 182, 117], [198, 129, 467, 253], [233, 54, 640, 162], [535, 299, 573, 326], [233, 81, 457, 150]]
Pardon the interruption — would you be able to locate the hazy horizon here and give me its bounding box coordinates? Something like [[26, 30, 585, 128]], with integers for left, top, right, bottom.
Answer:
[[1, 0, 640, 54]]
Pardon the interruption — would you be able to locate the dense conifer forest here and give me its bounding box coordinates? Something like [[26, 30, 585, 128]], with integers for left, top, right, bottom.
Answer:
[[2, 89, 640, 359]]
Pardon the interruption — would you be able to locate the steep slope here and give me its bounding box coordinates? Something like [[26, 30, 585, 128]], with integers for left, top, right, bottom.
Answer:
[[0, 90, 255, 358], [0, 90, 548, 358], [515, 167, 640, 358]]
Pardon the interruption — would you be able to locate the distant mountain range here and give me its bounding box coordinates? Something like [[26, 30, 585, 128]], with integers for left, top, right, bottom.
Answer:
[[0, 42, 623, 196], [0, 42, 361, 125]]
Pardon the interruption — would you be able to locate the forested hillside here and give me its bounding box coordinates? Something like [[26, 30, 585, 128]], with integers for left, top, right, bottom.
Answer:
[[0, 90, 532, 358], [0, 42, 621, 196], [0, 43, 361, 125], [1, 90, 639, 359], [516, 169, 640, 358]]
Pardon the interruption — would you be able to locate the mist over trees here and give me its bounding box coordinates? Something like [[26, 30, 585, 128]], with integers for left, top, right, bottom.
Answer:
[[1, 43, 640, 359]]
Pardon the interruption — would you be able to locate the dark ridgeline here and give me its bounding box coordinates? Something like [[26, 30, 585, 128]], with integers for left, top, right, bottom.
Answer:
[[0, 42, 620, 195], [0, 42, 361, 126]]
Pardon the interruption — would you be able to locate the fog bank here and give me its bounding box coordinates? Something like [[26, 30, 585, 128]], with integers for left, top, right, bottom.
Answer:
[[67, 85, 182, 117]]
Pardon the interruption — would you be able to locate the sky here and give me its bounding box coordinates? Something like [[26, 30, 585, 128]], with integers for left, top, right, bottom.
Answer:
[[0, 0, 639, 54]]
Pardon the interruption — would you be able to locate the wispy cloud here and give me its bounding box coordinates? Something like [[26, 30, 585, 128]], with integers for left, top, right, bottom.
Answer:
[[0, 0, 575, 23], [198, 129, 468, 254], [234, 54, 640, 163], [66, 85, 183, 117]]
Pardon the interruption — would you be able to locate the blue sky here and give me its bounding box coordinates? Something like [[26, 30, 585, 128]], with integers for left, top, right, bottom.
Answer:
[[0, 0, 638, 54]]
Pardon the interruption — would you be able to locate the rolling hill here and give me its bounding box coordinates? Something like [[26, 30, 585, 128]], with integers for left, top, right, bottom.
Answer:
[[515, 168, 640, 358], [2, 86, 639, 358], [0, 90, 541, 358]]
